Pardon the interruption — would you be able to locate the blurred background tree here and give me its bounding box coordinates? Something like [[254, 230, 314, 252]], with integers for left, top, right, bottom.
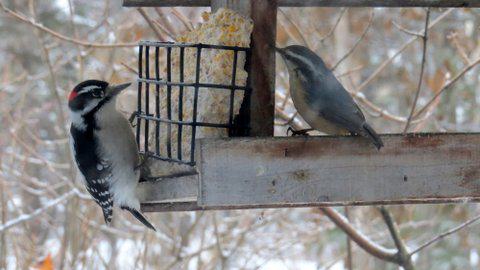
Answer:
[[1, 0, 480, 269]]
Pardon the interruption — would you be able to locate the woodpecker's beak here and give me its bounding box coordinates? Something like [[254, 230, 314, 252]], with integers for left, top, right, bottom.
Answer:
[[106, 83, 131, 98]]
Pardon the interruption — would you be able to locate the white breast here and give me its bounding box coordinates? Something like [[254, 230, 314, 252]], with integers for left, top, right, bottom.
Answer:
[[94, 101, 141, 209], [289, 75, 347, 135]]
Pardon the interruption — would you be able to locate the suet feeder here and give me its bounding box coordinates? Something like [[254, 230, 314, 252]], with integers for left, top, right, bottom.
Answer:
[[124, 0, 480, 212], [136, 41, 252, 166]]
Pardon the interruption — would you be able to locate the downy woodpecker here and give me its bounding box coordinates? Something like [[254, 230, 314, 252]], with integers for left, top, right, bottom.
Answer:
[[276, 45, 384, 150], [68, 80, 155, 231]]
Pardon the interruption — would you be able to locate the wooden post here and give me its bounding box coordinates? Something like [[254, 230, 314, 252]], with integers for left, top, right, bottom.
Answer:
[[249, 0, 277, 136], [124, 0, 480, 7], [211, 0, 277, 137]]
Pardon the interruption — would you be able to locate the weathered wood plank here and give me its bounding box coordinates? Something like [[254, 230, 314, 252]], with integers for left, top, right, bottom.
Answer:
[[137, 173, 198, 203], [123, 0, 209, 6], [197, 134, 480, 208], [124, 0, 480, 7], [278, 0, 480, 7], [142, 197, 480, 212]]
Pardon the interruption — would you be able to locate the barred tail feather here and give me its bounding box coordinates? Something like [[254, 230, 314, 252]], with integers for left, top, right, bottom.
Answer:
[[362, 123, 384, 150], [103, 208, 113, 225], [123, 207, 156, 231]]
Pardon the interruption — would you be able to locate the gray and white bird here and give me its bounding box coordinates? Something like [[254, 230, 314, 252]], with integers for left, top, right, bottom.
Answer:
[[68, 80, 155, 230], [276, 45, 384, 150]]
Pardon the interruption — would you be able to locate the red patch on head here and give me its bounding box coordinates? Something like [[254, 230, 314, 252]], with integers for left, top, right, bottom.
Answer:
[[68, 90, 78, 101]]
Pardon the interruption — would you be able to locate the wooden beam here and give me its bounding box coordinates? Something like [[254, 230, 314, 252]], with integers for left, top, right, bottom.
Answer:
[[277, 0, 480, 7], [248, 0, 276, 136], [142, 198, 480, 212], [211, 0, 251, 16], [137, 174, 198, 203], [194, 134, 480, 208], [123, 0, 209, 6], [124, 0, 480, 7]]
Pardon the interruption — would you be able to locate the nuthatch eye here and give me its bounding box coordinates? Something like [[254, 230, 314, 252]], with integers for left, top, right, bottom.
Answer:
[[276, 45, 384, 150]]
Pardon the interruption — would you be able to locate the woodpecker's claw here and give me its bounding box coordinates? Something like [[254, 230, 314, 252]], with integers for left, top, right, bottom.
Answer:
[[287, 127, 313, 137], [129, 112, 137, 127]]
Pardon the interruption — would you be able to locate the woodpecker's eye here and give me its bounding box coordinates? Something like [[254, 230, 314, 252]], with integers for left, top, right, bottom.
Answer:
[[91, 89, 104, 98]]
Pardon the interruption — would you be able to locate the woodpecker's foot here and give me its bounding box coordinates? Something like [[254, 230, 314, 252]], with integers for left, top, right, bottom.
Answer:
[[129, 112, 137, 127], [136, 153, 149, 171], [287, 127, 313, 136], [139, 176, 159, 182]]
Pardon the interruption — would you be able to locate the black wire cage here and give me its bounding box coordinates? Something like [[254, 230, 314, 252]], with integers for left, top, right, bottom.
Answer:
[[135, 41, 252, 166]]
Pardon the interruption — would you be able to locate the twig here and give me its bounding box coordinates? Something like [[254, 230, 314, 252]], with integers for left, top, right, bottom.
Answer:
[[320, 207, 398, 263], [392, 21, 423, 37], [137, 8, 165, 40], [67, 0, 84, 79], [153, 20, 177, 40], [155, 7, 176, 35], [332, 10, 374, 71], [410, 213, 480, 255], [0, 190, 75, 232], [212, 214, 226, 268], [275, 106, 303, 131], [171, 8, 194, 31], [336, 65, 364, 78], [379, 207, 414, 270], [403, 8, 430, 134], [121, 62, 139, 75], [29, 3, 70, 159], [412, 56, 480, 119], [356, 8, 453, 93], [319, 8, 348, 43], [344, 207, 353, 270], [0, 2, 137, 48], [447, 31, 470, 65], [278, 8, 311, 48]]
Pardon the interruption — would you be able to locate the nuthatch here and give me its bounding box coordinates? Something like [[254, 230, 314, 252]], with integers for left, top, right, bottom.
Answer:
[[276, 45, 384, 150]]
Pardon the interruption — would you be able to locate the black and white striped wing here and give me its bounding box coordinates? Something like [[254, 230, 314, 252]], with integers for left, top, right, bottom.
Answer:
[[70, 125, 114, 224], [83, 160, 114, 224]]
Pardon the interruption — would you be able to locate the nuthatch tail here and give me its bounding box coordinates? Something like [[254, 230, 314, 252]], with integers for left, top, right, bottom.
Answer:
[[276, 45, 384, 150]]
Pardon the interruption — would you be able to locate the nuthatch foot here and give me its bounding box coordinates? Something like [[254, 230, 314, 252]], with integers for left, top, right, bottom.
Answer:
[[276, 45, 384, 150]]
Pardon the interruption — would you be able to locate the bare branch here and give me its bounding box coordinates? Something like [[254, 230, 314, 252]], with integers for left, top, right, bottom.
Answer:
[[0, 190, 75, 232], [278, 8, 311, 48], [332, 9, 374, 71], [344, 207, 353, 270], [412, 56, 480, 119], [392, 21, 423, 37], [171, 8, 194, 31], [379, 207, 414, 270], [0, 2, 137, 48], [411, 213, 480, 255], [153, 20, 177, 40], [403, 8, 430, 133], [319, 8, 348, 43], [137, 8, 165, 40], [155, 7, 176, 35], [320, 207, 399, 263], [356, 8, 453, 93], [336, 64, 364, 78], [447, 31, 471, 65], [121, 61, 139, 75]]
